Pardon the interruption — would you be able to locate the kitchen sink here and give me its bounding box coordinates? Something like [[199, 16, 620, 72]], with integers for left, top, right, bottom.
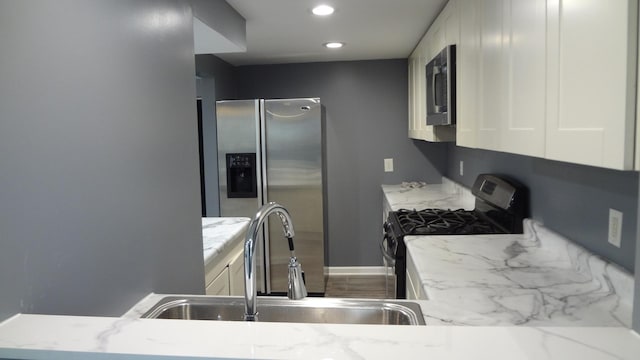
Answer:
[[141, 296, 425, 325]]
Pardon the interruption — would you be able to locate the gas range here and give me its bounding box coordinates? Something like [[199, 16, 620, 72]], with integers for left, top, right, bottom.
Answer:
[[382, 174, 528, 299]]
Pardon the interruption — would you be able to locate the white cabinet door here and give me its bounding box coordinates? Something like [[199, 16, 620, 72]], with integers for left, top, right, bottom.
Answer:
[[408, 45, 430, 140], [430, 17, 446, 56], [546, 0, 637, 169], [228, 249, 245, 296], [501, 0, 546, 157], [206, 266, 230, 296], [408, 51, 417, 138], [456, 0, 480, 148], [443, 0, 460, 46], [476, 0, 505, 151], [417, 36, 431, 139], [458, 0, 546, 154], [409, 45, 424, 140]]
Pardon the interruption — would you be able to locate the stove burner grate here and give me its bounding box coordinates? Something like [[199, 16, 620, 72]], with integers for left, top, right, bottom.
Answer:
[[395, 208, 504, 235]]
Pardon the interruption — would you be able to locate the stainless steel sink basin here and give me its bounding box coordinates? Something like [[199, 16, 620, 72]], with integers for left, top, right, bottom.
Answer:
[[141, 296, 425, 325]]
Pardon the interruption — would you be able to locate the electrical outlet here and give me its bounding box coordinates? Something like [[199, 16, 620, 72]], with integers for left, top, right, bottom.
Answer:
[[384, 158, 394, 172], [459, 161, 464, 176], [608, 209, 622, 248]]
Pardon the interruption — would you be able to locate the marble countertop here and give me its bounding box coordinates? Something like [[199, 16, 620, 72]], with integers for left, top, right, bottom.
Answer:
[[381, 180, 634, 328], [405, 220, 634, 327], [1, 296, 640, 359], [0, 185, 637, 358], [202, 217, 251, 268], [381, 178, 476, 211]]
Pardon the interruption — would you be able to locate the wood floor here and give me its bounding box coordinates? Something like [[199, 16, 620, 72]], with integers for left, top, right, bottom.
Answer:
[[324, 275, 395, 299]]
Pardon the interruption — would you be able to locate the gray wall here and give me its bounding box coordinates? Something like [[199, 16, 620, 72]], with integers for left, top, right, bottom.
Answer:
[[0, 0, 204, 321], [195, 55, 238, 216], [235, 60, 448, 266], [196, 55, 239, 100], [446, 144, 638, 271], [196, 77, 219, 216]]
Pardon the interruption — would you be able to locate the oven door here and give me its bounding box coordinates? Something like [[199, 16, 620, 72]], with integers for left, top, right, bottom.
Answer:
[[380, 234, 396, 266]]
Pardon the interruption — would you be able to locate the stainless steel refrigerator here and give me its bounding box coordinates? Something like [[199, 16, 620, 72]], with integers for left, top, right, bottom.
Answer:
[[216, 98, 325, 295]]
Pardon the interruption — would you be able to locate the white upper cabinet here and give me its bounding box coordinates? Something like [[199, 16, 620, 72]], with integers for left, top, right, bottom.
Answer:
[[408, 0, 458, 142], [476, 0, 506, 151], [546, 0, 637, 169], [408, 36, 432, 140], [501, 0, 547, 157], [454, 0, 637, 170], [457, 0, 480, 147], [472, 0, 547, 155], [458, 0, 546, 154]]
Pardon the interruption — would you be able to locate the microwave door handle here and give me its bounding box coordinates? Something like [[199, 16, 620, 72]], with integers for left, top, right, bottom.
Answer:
[[431, 66, 442, 112]]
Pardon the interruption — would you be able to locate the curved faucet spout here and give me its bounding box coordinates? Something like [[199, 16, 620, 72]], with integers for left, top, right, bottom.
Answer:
[[244, 202, 305, 321]]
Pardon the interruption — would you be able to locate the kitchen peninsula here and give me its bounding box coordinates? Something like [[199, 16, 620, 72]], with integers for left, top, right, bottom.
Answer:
[[1, 181, 639, 359], [0, 308, 639, 359]]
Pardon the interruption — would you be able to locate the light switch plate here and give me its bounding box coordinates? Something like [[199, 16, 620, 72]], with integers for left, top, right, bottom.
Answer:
[[384, 158, 394, 172], [608, 208, 622, 248], [459, 161, 464, 176]]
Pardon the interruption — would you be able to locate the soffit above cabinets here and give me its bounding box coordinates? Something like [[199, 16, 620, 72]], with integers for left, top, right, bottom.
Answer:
[[192, 0, 247, 54]]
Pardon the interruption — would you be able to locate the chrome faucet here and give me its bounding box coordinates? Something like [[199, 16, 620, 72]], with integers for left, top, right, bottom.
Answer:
[[243, 202, 307, 321]]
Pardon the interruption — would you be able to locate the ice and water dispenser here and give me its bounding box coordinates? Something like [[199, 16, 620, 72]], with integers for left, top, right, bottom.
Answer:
[[225, 153, 258, 198]]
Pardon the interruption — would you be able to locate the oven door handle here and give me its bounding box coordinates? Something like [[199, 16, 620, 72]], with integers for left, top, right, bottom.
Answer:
[[380, 238, 396, 266]]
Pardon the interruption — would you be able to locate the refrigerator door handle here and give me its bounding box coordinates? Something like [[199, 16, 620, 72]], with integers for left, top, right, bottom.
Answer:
[[259, 99, 272, 294], [251, 100, 265, 294]]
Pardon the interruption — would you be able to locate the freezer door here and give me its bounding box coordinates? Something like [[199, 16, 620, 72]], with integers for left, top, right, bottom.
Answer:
[[216, 99, 266, 293], [264, 98, 325, 294], [216, 99, 262, 216]]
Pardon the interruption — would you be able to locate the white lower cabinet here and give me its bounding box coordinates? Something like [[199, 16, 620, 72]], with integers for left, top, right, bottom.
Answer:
[[204, 239, 245, 296], [405, 251, 427, 300], [228, 249, 244, 296], [206, 266, 230, 296]]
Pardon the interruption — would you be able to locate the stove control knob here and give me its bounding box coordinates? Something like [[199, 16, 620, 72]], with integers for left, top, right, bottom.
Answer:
[[383, 221, 391, 232]]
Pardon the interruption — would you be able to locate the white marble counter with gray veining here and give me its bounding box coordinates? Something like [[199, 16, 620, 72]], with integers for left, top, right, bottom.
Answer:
[[201, 217, 251, 268], [382, 177, 476, 212], [1, 309, 639, 359], [405, 219, 634, 327], [0, 187, 637, 358]]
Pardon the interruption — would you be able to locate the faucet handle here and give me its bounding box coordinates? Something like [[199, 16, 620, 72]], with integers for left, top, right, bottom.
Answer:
[[287, 257, 307, 300]]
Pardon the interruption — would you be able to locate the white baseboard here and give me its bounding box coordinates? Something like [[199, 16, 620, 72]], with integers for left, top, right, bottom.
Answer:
[[324, 266, 388, 276]]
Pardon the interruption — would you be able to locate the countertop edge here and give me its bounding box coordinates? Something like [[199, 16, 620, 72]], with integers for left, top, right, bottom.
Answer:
[[1, 311, 640, 359]]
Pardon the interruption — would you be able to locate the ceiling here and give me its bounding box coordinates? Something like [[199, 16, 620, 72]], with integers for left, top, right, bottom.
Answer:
[[216, 0, 447, 66]]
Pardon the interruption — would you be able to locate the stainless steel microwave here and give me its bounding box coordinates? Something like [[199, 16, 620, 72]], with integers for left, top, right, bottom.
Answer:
[[426, 45, 456, 126]]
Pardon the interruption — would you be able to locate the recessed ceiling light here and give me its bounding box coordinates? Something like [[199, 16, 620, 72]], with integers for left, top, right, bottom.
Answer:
[[324, 42, 344, 49], [312, 5, 335, 16]]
